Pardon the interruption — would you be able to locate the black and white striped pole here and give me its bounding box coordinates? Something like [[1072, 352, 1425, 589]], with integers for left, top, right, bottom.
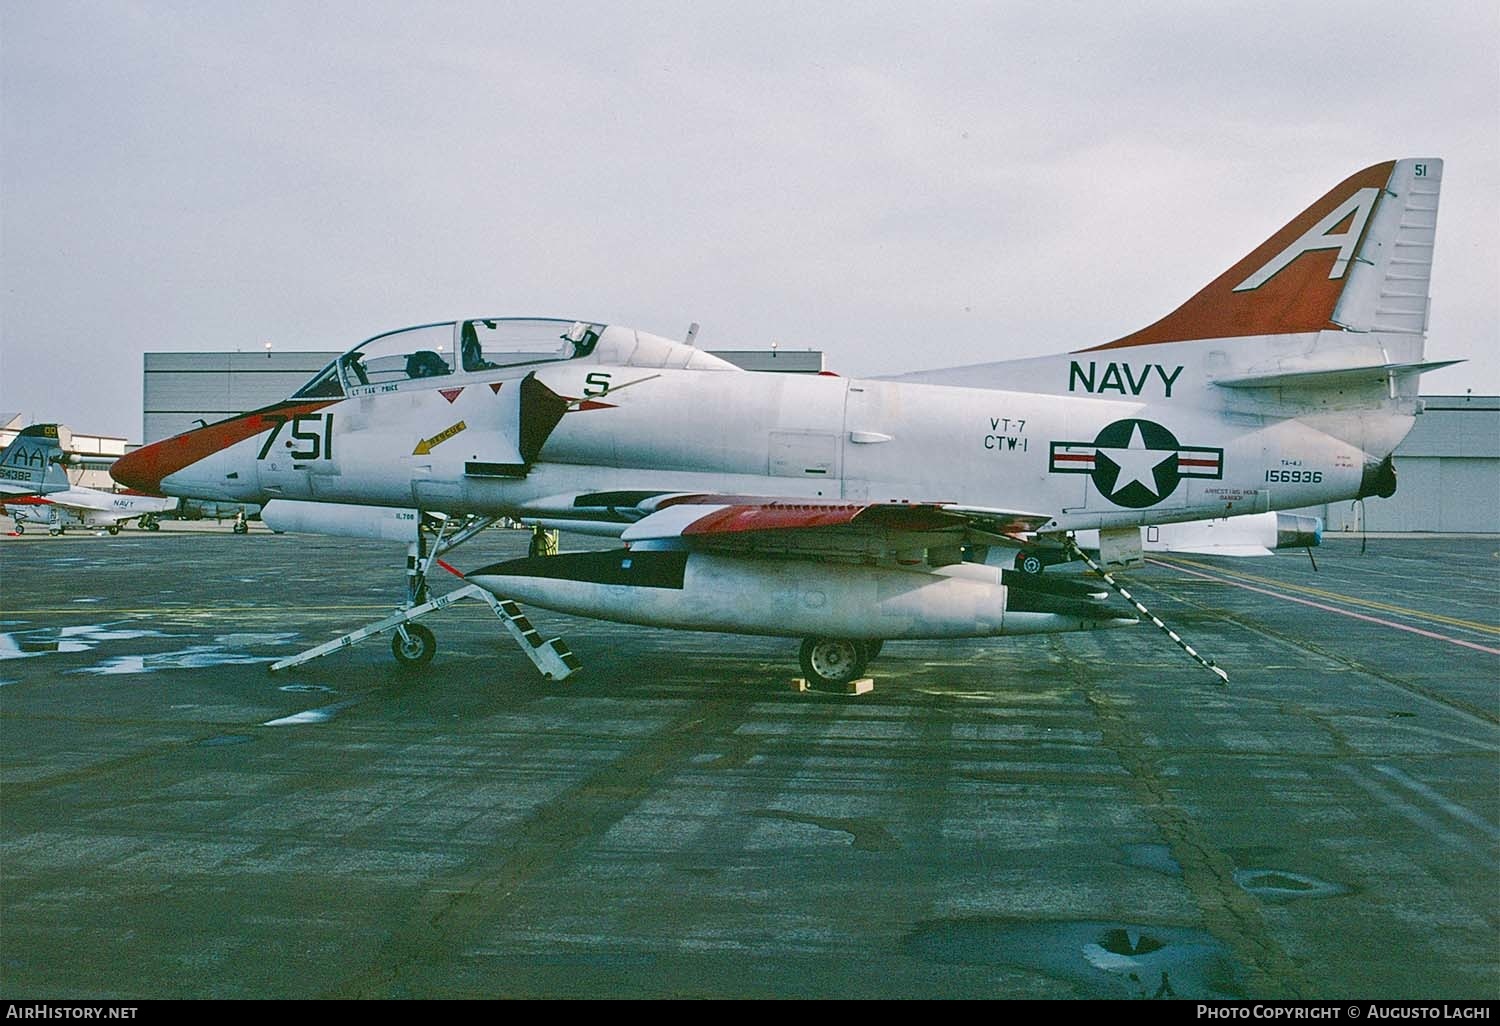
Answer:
[[1063, 536, 1229, 686]]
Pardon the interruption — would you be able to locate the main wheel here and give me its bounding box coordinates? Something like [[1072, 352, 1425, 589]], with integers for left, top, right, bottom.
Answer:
[[107, 525, 121, 535], [13, 522, 24, 534], [799, 637, 869, 689], [391, 624, 437, 667], [147, 520, 161, 531], [232, 520, 249, 535], [865, 639, 884, 661], [49, 526, 62, 536]]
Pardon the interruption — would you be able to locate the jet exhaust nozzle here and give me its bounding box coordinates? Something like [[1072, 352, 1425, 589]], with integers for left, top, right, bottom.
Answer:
[[1357, 456, 1398, 499]]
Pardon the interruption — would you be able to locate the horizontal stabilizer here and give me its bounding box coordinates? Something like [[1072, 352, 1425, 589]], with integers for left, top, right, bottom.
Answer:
[[1214, 359, 1461, 389]]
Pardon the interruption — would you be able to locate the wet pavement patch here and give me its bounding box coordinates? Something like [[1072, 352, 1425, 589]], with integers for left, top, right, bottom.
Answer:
[[198, 734, 254, 747], [263, 698, 362, 727], [278, 684, 334, 694], [1121, 843, 1183, 876], [903, 917, 1245, 998], [1233, 868, 1349, 901], [0, 625, 170, 661], [213, 633, 299, 647], [749, 808, 900, 852], [71, 646, 274, 675]]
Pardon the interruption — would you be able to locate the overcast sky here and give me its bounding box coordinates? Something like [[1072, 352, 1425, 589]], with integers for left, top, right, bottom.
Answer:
[[3, 1, 1496, 440]]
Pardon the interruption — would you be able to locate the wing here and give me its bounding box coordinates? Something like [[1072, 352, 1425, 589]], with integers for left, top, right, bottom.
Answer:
[[40, 489, 116, 513], [520, 491, 1050, 563]]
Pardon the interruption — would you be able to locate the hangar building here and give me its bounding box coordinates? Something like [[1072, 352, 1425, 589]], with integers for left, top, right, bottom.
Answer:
[[1296, 394, 1499, 534]]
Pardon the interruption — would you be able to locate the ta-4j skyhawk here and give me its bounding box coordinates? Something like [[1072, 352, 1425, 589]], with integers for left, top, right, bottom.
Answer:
[[113, 158, 1450, 686]]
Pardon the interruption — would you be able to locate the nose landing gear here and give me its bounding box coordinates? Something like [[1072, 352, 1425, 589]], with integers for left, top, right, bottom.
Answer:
[[269, 513, 579, 681], [391, 623, 438, 667]]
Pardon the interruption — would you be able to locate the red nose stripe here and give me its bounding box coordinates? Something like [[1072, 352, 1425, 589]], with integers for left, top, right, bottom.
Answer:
[[111, 400, 336, 492]]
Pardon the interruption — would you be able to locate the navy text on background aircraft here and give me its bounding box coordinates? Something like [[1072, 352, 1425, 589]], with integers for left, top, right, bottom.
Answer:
[[1, 424, 176, 535], [112, 158, 1450, 686]]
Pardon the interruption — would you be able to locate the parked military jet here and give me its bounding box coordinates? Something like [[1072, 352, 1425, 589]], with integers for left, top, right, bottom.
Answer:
[[3, 491, 177, 535], [112, 158, 1449, 685], [1, 424, 177, 535]]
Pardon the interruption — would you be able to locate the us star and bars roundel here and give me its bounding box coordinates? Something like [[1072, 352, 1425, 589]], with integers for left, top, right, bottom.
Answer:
[[1049, 419, 1224, 508]]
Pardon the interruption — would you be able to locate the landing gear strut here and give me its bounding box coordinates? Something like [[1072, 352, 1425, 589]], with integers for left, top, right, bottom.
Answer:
[[269, 513, 578, 681]]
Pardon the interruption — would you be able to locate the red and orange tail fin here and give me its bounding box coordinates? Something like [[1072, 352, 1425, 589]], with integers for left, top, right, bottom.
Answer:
[[1085, 158, 1441, 351]]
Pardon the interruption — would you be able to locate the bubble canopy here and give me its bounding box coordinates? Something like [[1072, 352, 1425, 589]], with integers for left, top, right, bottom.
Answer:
[[292, 318, 604, 398]]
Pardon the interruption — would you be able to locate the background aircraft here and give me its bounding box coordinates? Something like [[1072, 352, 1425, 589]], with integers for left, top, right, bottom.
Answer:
[[112, 158, 1446, 685], [3, 491, 177, 536], [0, 424, 177, 535]]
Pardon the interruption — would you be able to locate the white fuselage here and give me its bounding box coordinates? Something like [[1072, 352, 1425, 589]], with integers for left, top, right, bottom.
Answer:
[[160, 351, 1390, 532]]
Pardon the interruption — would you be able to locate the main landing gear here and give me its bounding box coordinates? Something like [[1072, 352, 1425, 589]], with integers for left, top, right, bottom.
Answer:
[[269, 513, 579, 681], [798, 637, 884, 689]]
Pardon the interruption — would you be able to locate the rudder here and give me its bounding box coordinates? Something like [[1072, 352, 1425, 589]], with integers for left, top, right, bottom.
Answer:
[[0, 424, 74, 496]]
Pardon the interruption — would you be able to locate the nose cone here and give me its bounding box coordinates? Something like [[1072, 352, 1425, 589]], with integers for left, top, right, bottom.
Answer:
[[114, 406, 305, 496], [111, 438, 182, 493]]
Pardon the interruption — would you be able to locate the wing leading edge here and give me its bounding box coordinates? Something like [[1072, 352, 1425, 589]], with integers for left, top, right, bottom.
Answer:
[[526, 493, 1053, 562]]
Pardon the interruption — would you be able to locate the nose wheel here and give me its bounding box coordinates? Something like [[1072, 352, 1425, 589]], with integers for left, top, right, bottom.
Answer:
[[391, 623, 437, 667]]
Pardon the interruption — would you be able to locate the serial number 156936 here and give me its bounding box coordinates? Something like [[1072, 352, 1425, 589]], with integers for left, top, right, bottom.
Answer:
[[1264, 469, 1322, 483]]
